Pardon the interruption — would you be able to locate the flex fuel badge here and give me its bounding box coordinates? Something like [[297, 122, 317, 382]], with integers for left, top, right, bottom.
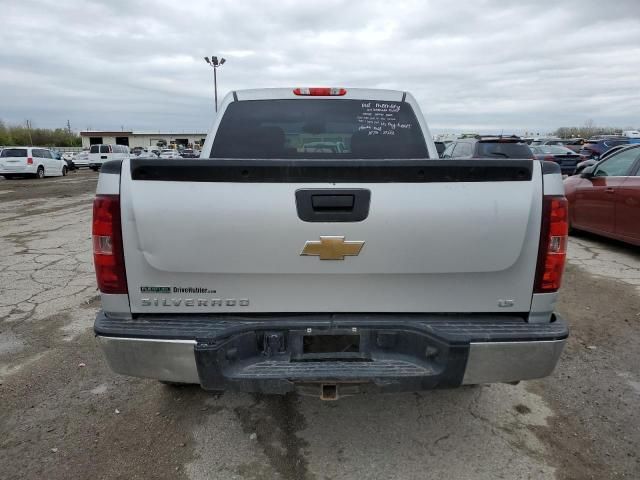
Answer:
[[140, 286, 217, 294], [140, 286, 171, 294]]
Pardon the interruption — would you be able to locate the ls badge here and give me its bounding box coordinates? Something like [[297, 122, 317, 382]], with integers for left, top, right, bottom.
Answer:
[[300, 236, 365, 260]]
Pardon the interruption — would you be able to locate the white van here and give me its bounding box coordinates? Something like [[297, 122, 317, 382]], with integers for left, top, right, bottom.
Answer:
[[0, 147, 67, 179], [88, 144, 130, 171]]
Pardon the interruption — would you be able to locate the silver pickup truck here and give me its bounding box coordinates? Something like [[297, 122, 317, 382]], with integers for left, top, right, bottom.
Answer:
[[93, 87, 569, 399]]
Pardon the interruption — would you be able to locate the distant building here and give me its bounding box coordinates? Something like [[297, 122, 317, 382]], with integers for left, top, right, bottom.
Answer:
[[80, 131, 207, 149]]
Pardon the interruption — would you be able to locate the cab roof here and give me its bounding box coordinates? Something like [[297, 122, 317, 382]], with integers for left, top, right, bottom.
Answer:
[[232, 87, 407, 103]]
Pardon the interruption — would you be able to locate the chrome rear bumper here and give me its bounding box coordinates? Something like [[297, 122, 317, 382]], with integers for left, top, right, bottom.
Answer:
[[97, 336, 199, 384], [96, 312, 568, 391], [462, 339, 565, 384], [98, 335, 566, 386]]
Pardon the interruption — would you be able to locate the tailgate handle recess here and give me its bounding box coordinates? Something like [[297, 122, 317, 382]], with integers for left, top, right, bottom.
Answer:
[[311, 194, 355, 211], [296, 189, 370, 222]]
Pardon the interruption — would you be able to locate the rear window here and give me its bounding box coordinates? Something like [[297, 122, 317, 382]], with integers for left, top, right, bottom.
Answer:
[[210, 99, 429, 159], [603, 140, 628, 148], [531, 139, 561, 146], [91, 145, 111, 153], [1, 148, 28, 157], [476, 142, 533, 158], [539, 146, 574, 154]]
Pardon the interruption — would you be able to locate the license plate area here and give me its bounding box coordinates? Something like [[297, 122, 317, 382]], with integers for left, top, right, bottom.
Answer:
[[290, 329, 369, 362], [303, 334, 360, 354]]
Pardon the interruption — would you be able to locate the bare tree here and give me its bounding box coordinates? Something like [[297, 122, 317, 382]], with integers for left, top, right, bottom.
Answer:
[[553, 120, 628, 139]]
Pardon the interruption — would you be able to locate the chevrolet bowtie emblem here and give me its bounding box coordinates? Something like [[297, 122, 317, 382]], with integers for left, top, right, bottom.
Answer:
[[300, 236, 365, 260]]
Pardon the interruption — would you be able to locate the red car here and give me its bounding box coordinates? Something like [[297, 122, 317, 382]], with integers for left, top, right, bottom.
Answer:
[[564, 145, 640, 246]]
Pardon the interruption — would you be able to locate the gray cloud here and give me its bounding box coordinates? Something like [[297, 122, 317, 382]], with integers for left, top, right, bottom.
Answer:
[[1, 0, 639, 134]]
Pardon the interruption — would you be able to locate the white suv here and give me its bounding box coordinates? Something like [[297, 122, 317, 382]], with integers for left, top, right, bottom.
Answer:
[[0, 147, 67, 179], [88, 144, 130, 171]]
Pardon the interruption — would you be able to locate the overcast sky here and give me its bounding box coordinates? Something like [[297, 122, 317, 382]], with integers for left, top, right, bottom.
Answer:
[[1, 0, 639, 134]]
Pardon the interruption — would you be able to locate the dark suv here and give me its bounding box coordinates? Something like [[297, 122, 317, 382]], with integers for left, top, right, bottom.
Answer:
[[579, 136, 630, 160], [441, 136, 533, 159]]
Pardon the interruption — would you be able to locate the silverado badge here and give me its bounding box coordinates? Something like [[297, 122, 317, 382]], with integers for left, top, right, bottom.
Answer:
[[300, 236, 365, 260]]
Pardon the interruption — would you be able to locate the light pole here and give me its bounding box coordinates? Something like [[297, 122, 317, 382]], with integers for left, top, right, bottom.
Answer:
[[204, 56, 226, 112]]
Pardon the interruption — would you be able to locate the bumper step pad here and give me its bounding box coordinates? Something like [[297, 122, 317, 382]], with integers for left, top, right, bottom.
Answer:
[[233, 359, 434, 380]]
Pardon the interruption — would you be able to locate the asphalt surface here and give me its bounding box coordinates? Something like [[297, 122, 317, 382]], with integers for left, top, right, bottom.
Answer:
[[0, 170, 638, 480]]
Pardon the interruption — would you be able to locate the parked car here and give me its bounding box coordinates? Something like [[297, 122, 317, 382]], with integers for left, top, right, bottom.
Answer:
[[179, 148, 200, 158], [301, 142, 348, 154], [130, 148, 160, 158], [159, 149, 182, 159], [92, 87, 569, 397], [0, 147, 68, 178], [61, 151, 77, 170], [530, 137, 564, 147], [579, 137, 630, 160], [88, 144, 130, 171], [73, 151, 90, 168], [530, 145, 580, 175], [622, 130, 640, 143], [138, 148, 161, 157], [564, 144, 640, 246], [441, 135, 533, 159], [561, 138, 584, 153], [575, 144, 633, 174]]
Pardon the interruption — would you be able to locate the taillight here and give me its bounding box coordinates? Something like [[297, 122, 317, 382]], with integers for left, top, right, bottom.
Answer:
[[534, 196, 568, 293], [543, 155, 557, 162], [293, 87, 347, 96], [27, 157, 33, 165], [92, 195, 127, 294]]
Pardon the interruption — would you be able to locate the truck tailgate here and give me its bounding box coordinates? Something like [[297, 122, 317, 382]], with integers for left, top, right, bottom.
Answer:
[[121, 159, 541, 314]]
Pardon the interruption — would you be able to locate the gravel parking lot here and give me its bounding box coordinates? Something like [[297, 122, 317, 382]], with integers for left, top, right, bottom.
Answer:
[[1, 171, 638, 480]]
